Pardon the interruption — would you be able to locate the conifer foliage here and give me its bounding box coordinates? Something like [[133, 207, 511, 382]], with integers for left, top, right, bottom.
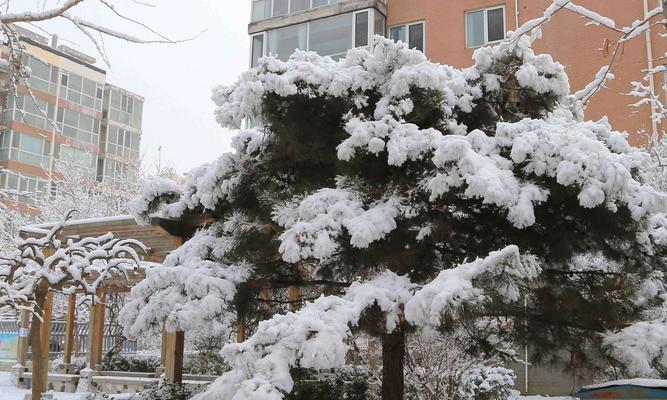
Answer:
[[122, 36, 667, 399]]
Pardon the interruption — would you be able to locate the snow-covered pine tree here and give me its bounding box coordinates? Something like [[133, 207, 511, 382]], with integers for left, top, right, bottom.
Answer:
[[121, 36, 667, 400]]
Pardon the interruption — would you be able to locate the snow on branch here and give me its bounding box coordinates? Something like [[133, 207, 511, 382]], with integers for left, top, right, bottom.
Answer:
[[0, 218, 147, 317], [275, 188, 402, 263], [193, 246, 530, 400], [120, 224, 252, 337], [603, 319, 667, 377], [405, 246, 539, 327]]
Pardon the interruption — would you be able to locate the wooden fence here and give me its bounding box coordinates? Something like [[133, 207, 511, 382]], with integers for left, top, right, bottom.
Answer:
[[0, 319, 137, 358]]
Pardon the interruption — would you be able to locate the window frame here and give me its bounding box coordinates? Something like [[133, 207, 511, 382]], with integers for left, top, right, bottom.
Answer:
[[388, 20, 426, 53], [251, 0, 375, 22], [250, 8, 386, 67], [464, 5, 506, 48], [250, 32, 267, 68]]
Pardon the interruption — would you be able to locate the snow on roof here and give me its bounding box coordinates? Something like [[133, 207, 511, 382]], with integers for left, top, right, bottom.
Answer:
[[583, 378, 667, 390]]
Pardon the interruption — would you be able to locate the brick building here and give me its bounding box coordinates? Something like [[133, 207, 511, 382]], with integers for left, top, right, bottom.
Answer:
[[249, 0, 665, 147], [0, 26, 143, 211]]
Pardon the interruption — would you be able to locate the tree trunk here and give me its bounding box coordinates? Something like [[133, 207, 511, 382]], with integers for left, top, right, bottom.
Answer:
[[382, 326, 405, 400]]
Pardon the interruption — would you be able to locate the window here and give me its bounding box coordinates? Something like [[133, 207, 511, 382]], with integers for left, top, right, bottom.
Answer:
[[60, 71, 103, 111], [390, 21, 425, 52], [273, 0, 289, 16], [291, 0, 310, 12], [466, 6, 505, 48], [309, 13, 353, 59], [0, 171, 48, 203], [103, 88, 144, 130], [251, 34, 265, 68], [252, 0, 271, 22], [355, 11, 370, 47], [267, 23, 307, 60], [2, 131, 50, 167], [251, 0, 368, 22], [254, 9, 386, 65], [22, 55, 57, 94], [57, 106, 101, 145]]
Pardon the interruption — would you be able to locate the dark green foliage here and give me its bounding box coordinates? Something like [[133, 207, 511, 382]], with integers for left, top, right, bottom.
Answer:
[[286, 367, 369, 400], [101, 352, 160, 373], [130, 383, 197, 400]]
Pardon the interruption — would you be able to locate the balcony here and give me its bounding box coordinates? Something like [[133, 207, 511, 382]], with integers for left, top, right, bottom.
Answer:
[[249, 0, 387, 34]]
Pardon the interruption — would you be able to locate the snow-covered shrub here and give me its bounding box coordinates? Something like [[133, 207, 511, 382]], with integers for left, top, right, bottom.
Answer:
[[101, 351, 161, 373], [286, 365, 370, 400], [129, 383, 200, 400], [456, 367, 519, 400], [51, 355, 87, 374]]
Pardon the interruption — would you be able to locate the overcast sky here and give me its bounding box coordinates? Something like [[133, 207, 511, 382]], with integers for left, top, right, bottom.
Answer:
[[20, 0, 251, 174]]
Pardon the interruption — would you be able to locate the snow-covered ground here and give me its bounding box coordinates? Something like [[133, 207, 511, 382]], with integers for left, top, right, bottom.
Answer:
[[0, 371, 85, 400], [0, 372, 133, 400], [0, 371, 574, 400]]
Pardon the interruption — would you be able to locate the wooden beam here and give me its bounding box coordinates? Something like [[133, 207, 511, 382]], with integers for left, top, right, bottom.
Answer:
[[63, 293, 76, 365], [164, 330, 184, 384], [87, 291, 106, 370]]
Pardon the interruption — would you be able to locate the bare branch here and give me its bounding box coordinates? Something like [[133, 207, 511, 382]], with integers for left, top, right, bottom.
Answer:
[[0, 0, 85, 24]]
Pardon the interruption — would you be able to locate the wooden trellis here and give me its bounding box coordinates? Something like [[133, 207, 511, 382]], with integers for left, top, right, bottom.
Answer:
[[18, 215, 193, 395]]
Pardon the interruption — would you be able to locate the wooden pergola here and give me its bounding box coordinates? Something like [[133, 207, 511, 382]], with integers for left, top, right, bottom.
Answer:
[[17, 214, 204, 395]]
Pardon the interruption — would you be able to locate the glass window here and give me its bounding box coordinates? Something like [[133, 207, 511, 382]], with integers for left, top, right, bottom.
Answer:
[[61, 74, 69, 87], [355, 11, 369, 47], [64, 109, 78, 127], [374, 11, 386, 37], [83, 79, 97, 97], [312, 0, 328, 6], [273, 0, 289, 17], [466, 10, 485, 47], [390, 25, 406, 43], [111, 90, 121, 109], [408, 23, 424, 51], [28, 56, 51, 81], [291, 0, 310, 13], [79, 114, 93, 132], [69, 74, 82, 92], [252, 0, 271, 22], [252, 34, 265, 68], [466, 7, 505, 47], [487, 8, 505, 42], [19, 134, 43, 154], [267, 23, 307, 60], [309, 13, 352, 58]]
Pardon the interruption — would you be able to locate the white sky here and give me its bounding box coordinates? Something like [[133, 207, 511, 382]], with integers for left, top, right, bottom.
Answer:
[[17, 0, 251, 174]]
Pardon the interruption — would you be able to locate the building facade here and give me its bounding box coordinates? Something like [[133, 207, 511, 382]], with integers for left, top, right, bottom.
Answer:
[[249, 0, 665, 147], [0, 27, 143, 211]]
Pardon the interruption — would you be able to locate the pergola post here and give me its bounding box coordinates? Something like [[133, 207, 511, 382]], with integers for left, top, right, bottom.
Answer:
[[63, 293, 76, 370], [30, 283, 53, 400], [16, 310, 30, 367], [87, 290, 106, 370], [164, 330, 184, 384], [288, 286, 301, 312]]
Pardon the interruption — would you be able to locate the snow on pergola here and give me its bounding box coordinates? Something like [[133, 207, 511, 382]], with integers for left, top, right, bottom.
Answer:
[[15, 214, 205, 394]]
